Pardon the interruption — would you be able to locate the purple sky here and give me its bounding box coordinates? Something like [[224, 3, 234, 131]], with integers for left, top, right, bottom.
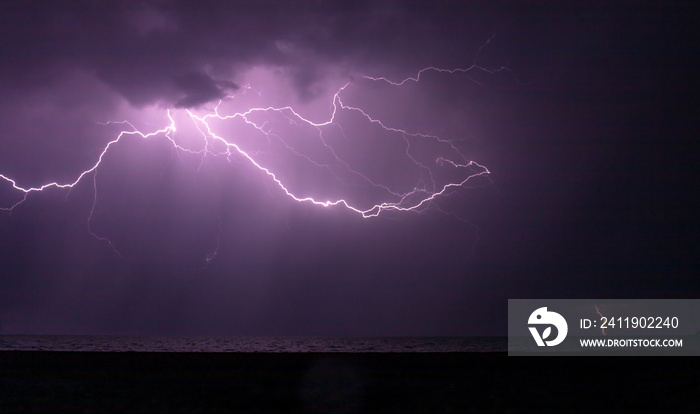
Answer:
[[0, 2, 696, 336]]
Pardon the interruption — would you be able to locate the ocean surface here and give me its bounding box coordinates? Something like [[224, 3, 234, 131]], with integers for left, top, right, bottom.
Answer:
[[0, 335, 506, 352]]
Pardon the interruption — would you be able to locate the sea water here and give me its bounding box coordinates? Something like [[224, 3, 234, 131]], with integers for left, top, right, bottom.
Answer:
[[0, 335, 506, 352]]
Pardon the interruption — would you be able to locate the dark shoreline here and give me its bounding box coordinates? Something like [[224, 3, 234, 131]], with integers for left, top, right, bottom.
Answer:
[[1, 351, 696, 412]]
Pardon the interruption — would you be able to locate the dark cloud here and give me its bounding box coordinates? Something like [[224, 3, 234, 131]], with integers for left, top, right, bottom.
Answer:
[[0, 1, 507, 107], [173, 72, 239, 108]]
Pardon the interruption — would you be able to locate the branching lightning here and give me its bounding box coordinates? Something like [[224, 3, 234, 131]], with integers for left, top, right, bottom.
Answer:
[[1, 66, 496, 263], [361, 35, 509, 86]]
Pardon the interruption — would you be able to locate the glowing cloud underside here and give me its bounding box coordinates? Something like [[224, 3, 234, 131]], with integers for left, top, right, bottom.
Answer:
[[0, 67, 494, 261]]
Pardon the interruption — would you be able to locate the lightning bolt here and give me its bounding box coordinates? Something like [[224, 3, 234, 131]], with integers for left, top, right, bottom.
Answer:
[[361, 35, 509, 86], [1, 65, 496, 264]]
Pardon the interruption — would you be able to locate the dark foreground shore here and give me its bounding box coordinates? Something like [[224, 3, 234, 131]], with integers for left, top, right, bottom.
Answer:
[[0, 352, 697, 412]]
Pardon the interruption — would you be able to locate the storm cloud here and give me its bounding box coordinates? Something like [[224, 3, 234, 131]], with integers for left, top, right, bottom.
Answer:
[[0, 1, 515, 107]]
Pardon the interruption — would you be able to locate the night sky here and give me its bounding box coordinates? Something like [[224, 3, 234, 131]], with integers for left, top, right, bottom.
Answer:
[[0, 1, 697, 336]]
